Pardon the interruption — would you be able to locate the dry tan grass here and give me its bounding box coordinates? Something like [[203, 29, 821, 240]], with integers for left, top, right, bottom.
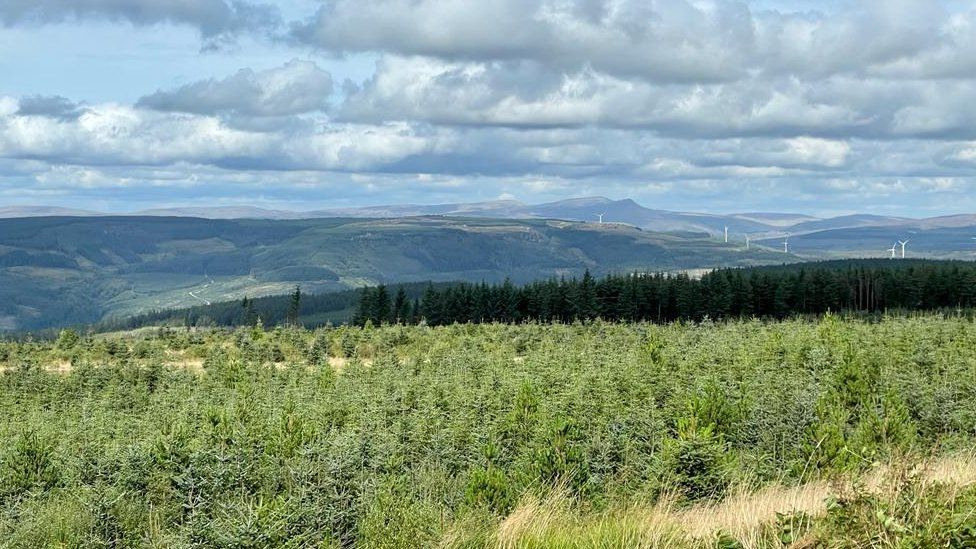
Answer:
[[0, 359, 73, 374], [912, 452, 976, 487], [676, 481, 828, 547], [495, 494, 564, 545], [326, 357, 373, 372], [50, 360, 73, 374], [488, 484, 821, 548], [5, 353, 372, 376], [481, 453, 976, 549]]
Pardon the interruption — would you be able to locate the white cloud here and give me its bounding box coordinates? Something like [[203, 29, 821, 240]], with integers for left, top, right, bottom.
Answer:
[[0, 99, 452, 172], [0, 98, 19, 118], [138, 60, 334, 116], [339, 57, 976, 140]]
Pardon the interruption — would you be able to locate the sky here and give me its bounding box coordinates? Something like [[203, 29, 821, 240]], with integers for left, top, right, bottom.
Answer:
[[3, 1, 976, 216]]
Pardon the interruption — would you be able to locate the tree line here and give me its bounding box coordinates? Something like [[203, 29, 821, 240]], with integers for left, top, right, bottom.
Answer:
[[355, 259, 976, 325], [98, 281, 456, 332]]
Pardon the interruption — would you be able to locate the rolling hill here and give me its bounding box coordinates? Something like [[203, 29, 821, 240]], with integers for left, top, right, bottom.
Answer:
[[5, 201, 976, 332], [0, 215, 787, 332], [10, 196, 976, 239], [756, 221, 976, 258], [313, 197, 800, 235]]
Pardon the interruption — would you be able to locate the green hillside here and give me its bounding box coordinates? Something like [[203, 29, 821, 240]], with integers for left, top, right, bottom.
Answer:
[[0, 216, 786, 331]]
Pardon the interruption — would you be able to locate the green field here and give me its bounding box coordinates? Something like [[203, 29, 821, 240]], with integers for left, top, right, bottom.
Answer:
[[3, 316, 976, 547]]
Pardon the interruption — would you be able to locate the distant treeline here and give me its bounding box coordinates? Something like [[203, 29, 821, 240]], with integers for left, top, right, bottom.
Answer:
[[99, 281, 456, 332], [93, 259, 976, 333], [355, 259, 976, 325]]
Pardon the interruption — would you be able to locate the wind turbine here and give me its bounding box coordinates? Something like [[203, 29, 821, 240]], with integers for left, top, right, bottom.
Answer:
[[888, 243, 897, 259], [745, 234, 751, 250], [724, 226, 729, 244], [898, 239, 910, 259], [596, 212, 606, 224], [783, 233, 791, 254]]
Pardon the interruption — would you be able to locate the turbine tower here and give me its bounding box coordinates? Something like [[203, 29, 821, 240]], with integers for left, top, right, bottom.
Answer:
[[783, 233, 791, 254], [724, 226, 729, 244], [596, 212, 606, 224], [898, 239, 910, 259], [745, 234, 751, 250], [888, 243, 897, 259]]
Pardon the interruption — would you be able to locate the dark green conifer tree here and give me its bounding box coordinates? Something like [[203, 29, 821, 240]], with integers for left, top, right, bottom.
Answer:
[[373, 285, 392, 325], [286, 286, 302, 326], [393, 286, 410, 324]]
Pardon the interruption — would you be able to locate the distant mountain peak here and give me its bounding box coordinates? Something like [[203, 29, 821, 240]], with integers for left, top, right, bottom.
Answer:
[[0, 205, 103, 218], [544, 196, 614, 207]]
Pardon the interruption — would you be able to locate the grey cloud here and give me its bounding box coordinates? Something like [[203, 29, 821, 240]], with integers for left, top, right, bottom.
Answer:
[[137, 60, 334, 117], [16, 95, 87, 121], [292, 0, 553, 62], [292, 0, 756, 84], [0, 0, 281, 43], [753, 1, 949, 78], [293, 0, 974, 83], [301, 0, 976, 145], [338, 56, 976, 140]]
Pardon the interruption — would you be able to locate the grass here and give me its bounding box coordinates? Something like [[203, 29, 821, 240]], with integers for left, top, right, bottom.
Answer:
[[478, 453, 976, 548]]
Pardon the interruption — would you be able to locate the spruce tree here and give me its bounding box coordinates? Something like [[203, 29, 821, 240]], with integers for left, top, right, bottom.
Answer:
[[354, 287, 373, 326], [286, 286, 302, 326], [373, 285, 392, 325], [579, 269, 599, 319], [393, 286, 410, 324]]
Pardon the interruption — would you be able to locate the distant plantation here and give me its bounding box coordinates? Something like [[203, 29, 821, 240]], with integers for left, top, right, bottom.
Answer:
[[2, 316, 976, 546], [356, 259, 976, 326], [101, 281, 453, 333], [96, 259, 976, 333]]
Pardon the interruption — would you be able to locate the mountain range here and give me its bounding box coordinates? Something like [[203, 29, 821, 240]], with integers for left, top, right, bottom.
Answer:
[[0, 196, 955, 237]]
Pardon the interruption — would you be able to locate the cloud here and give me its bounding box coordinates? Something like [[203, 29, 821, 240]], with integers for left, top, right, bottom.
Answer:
[[293, 0, 756, 83], [693, 138, 851, 170], [301, 0, 976, 141], [292, 0, 976, 82], [138, 60, 334, 117], [337, 55, 976, 140], [0, 98, 450, 172], [5, 0, 976, 216], [0, 94, 973, 184], [0, 0, 281, 45], [15, 95, 87, 121]]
